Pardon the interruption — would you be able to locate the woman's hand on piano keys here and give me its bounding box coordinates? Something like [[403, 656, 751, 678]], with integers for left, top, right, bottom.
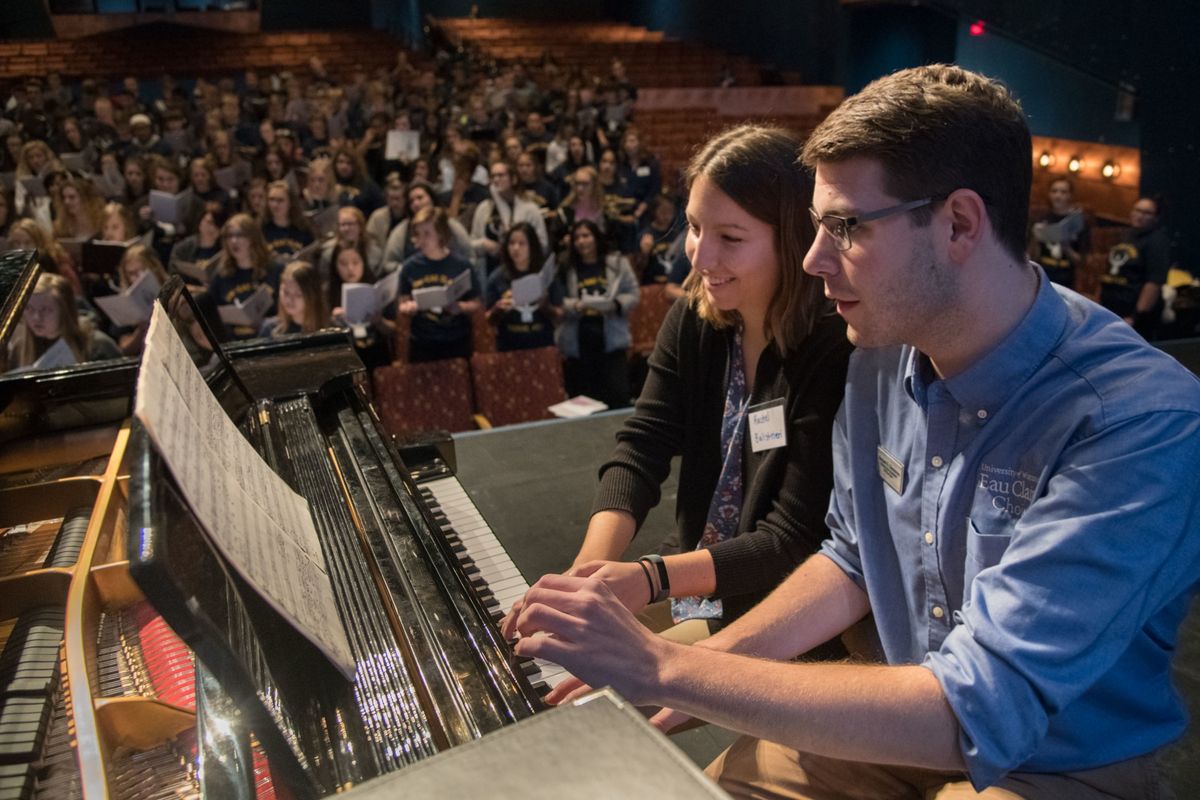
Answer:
[[566, 560, 654, 614], [500, 559, 650, 640], [511, 573, 674, 707]]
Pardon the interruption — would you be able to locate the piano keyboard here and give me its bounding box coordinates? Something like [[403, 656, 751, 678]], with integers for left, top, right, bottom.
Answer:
[[417, 477, 569, 693]]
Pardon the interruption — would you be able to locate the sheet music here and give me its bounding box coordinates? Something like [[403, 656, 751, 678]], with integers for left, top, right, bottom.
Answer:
[[217, 285, 273, 328], [23, 338, 77, 372], [93, 270, 160, 327], [510, 273, 543, 307], [134, 304, 355, 676], [385, 130, 421, 162], [149, 189, 190, 225]]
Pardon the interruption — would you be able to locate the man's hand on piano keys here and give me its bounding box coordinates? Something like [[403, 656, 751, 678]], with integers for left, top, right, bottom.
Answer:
[[511, 573, 673, 707], [543, 675, 594, 706], [648, 707, 694, 734]]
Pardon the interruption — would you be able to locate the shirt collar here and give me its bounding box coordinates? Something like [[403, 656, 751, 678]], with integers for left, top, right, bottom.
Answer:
[[904, 266, 1069, 416]]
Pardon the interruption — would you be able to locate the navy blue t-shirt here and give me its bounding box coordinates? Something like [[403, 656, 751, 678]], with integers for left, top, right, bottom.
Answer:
[[400, 251, 479, 344]]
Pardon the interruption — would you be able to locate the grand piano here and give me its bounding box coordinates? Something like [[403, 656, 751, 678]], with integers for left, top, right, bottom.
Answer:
[[0, 253, 567, 798]]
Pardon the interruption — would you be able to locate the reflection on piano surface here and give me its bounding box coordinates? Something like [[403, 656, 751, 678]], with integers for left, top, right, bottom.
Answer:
[[0, 264, 561, 797]]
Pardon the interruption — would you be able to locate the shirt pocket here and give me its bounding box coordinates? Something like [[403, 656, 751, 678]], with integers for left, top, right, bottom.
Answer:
[[964, 516, 1013, 592]]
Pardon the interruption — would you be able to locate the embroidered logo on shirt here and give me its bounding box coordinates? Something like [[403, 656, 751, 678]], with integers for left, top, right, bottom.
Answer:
[[977, 464, 1039, 518]]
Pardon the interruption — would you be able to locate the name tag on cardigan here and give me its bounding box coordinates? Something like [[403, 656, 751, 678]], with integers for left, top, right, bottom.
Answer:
[[748, 399, 787, 452], [877, 445, 905, 495]]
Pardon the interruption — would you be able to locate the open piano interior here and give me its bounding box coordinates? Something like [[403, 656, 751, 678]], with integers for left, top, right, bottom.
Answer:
[[0, 255, 556, 798]]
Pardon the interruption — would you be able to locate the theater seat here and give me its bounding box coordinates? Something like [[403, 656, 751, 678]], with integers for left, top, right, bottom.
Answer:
[[373, 358, 476, 438], [628, 283, 675, 357], [470, 347, 567, 428]]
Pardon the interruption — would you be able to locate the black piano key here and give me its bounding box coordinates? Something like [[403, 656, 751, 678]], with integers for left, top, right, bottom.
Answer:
[[43, 506, 92, 569]]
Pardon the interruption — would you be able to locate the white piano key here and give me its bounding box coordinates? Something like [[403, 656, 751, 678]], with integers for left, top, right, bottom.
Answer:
[[423, 476, 569, 688]]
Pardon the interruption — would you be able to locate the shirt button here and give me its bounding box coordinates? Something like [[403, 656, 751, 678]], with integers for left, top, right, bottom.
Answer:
[[976, 409, 988, 420], [924, 531, 934, 545], [930, 455, 944, 468], [932, 605, 945, 619]]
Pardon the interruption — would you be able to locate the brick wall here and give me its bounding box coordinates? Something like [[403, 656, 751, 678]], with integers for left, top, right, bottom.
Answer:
[[0, 26, 402, 81]]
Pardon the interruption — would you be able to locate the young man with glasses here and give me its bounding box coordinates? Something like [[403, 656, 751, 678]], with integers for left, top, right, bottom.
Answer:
[[511, 65, 1200, 799]]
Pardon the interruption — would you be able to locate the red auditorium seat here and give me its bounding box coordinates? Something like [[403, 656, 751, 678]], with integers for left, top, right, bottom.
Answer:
[[470, 347, 567, 428], [373, 358, 476, 438], [628, 283, 676, 358]]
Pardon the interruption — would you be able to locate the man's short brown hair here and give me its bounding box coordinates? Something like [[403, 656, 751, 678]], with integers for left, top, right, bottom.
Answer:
[[801, 64, 1031, 261]]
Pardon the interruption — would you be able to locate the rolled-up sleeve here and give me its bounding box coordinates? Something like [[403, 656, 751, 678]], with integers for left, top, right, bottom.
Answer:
[[817, 401, 868, 590], [924, 410, 1200, 788]]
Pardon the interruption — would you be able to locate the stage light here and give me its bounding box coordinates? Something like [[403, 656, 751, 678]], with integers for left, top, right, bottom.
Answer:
[[1101, 161, 1121, 179], [969, 20, 986, 36], [1067, 156, 1082, 173], [1038, 151, 1054, 168]]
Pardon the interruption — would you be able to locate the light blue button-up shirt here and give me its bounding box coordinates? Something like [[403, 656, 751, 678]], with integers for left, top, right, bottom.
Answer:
[[820, 271, 1200, 788]]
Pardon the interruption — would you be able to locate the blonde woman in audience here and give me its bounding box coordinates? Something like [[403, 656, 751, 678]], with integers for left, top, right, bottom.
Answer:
[[14, 140, 62, 228], [6, 218, 83, 296], [101, 202, 138, 242], [207, 212, 282, 339], [260, 260, 328, 338], [557, 165, 606, 237], [304, 156, 338, 212], [52, 176, 106, 240], [6, 273, 120, 372], [112, 244, 169, 355], [188, 155, 231, 213]]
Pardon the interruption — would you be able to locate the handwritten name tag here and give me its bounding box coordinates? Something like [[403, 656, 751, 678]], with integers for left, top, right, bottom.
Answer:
[[748, 399, 787, 452]]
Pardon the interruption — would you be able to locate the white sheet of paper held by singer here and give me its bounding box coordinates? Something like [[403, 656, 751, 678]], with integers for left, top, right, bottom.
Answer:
[[385, 129, 421, 162], [133, 304, 355, 677], [510, 273, 543, 307], [342, 269, 399, 325], [217, 285, 273, 328], [93, 269, 160, 327], [413, 270, 470, 312]]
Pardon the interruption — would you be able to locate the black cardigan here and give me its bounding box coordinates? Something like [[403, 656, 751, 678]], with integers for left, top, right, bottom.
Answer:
[[592, 299, 852, 621]]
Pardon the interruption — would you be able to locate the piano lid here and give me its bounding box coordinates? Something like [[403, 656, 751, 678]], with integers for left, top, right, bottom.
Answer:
[[0, 249, 39, 359]]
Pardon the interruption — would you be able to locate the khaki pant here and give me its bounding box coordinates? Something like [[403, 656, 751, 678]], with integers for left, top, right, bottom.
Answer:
[[636, 599, 720, 644], [705, 735, 1173, 800]]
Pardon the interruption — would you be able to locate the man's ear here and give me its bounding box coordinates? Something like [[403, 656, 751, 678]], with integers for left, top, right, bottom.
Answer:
[[942, 188, 989, 264]]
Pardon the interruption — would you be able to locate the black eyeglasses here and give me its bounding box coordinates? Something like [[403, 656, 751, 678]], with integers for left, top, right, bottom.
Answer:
[[809, 197, 937, 252]]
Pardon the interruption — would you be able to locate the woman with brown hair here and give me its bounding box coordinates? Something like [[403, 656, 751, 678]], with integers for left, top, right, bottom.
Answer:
[[207, 212, 282, 339], [262, 180, 314, 262], [6, 273, 120, 372], [111, 244, 170, 356], [6, 218, 83, 296], [260, 260, 328, 338], [504, 125, 853, 649]]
